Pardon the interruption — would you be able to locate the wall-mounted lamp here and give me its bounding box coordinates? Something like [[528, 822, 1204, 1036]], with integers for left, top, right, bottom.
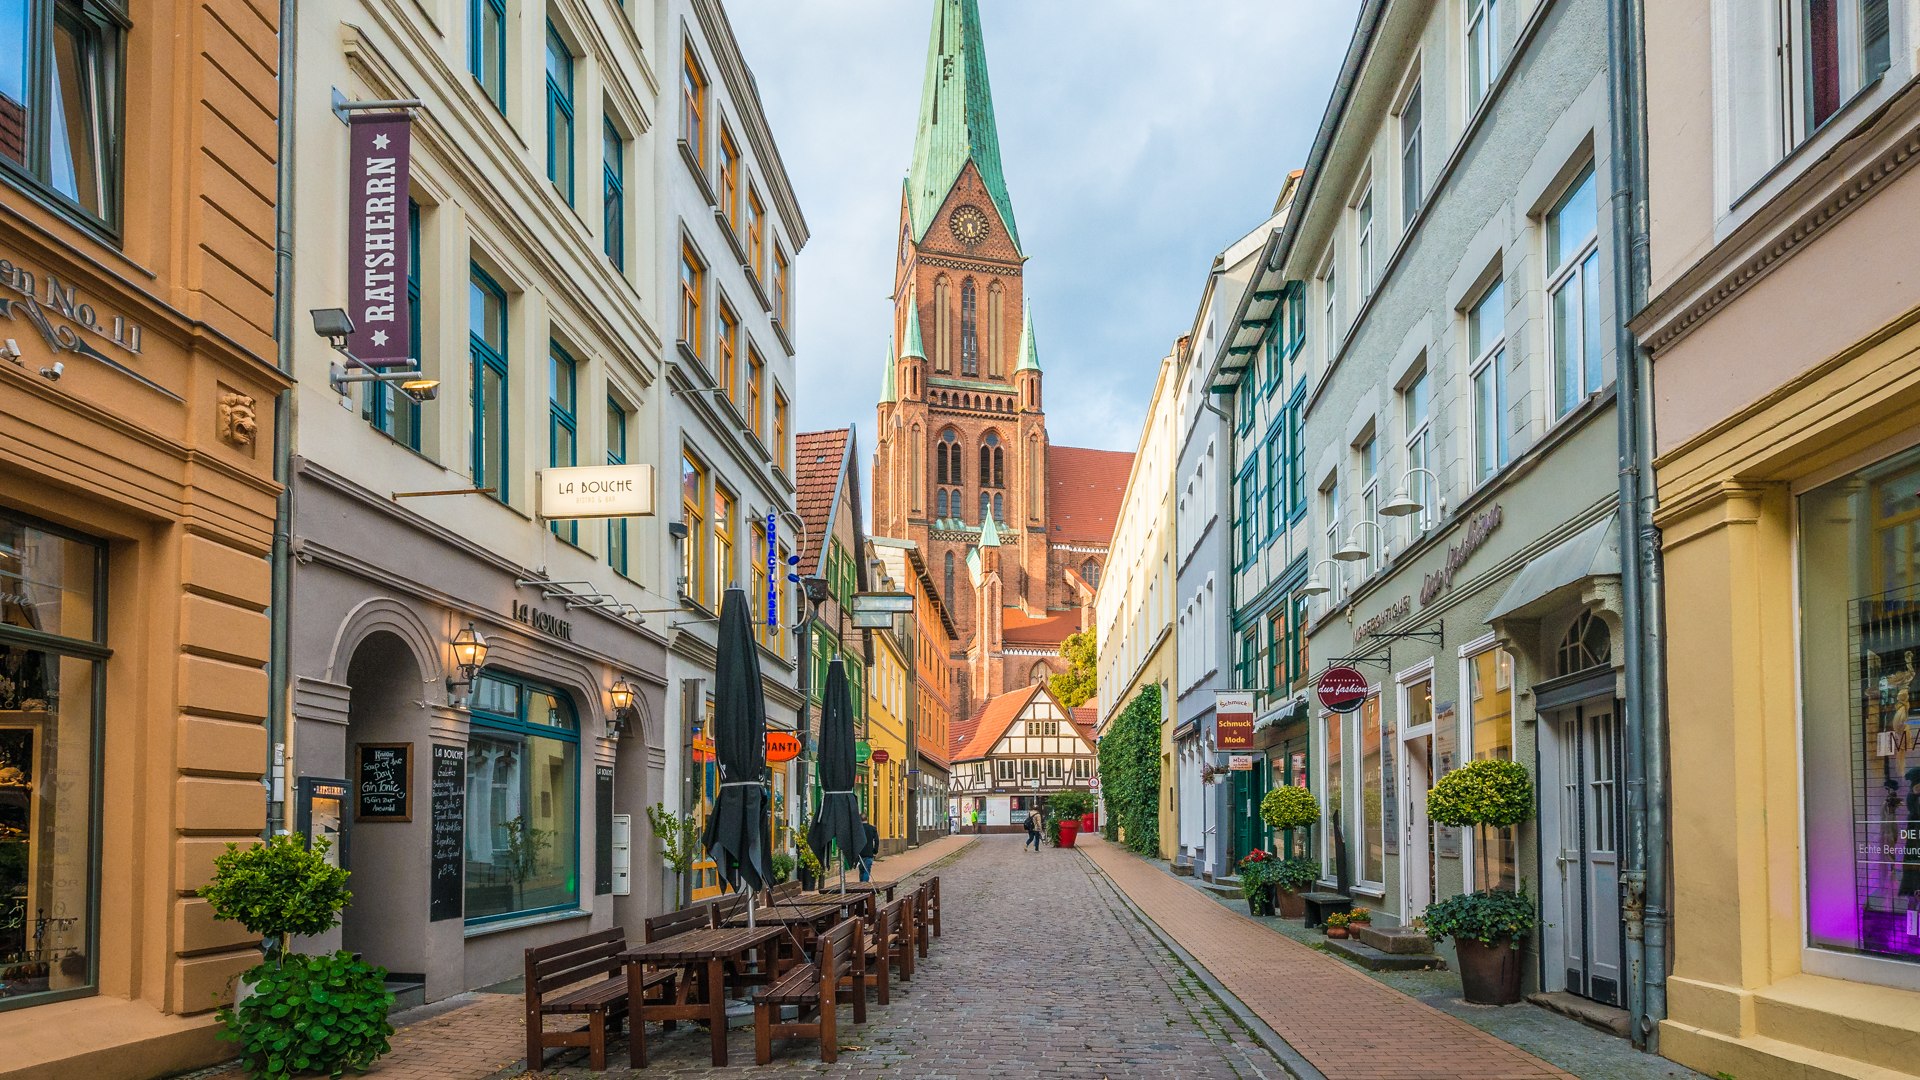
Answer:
[[1334, 520, 1385, 563], [447, 622, 489, 704], [1380, 468, 1444, 521], [607, 677, 637, 738], [1298, 558, 1341, 598], [312, 308, 440, 403]]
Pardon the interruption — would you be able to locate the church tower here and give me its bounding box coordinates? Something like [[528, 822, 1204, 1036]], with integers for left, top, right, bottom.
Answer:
[[873, 0, 1128, 722]]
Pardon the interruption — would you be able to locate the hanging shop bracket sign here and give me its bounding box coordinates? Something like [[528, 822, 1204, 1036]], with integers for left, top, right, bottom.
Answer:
[[1315, 665, 1371, 715], [537, 464, 656, 520], [1215, 690, 1255, 750]]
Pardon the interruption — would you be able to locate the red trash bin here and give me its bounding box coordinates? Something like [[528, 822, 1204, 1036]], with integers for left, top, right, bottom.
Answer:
[[1058, 819, 1080, 848], [1080, 812, 1097, 833]]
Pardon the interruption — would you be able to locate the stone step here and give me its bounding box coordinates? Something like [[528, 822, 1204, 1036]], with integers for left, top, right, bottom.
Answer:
[[1526, 990, 1630, 1038], [1321, 935, 1446, 971], [1196, 875, 1241, 899], [1751, 973, 1920, 1077], [1351, 924, 1435, 955], [385, 980, 426, 1013]]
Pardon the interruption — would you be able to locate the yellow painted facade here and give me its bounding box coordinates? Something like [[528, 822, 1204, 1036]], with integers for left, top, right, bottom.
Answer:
[[866, 626, 910, 853], [1639, 11, 1920, 1074]]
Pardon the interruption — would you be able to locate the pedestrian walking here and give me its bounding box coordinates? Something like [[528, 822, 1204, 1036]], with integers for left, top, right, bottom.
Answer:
[[858, 814, 880, 882], [1024, 809, 1042, 851]]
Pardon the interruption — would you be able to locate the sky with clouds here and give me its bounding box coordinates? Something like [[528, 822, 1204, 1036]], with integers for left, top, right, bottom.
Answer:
[[727, 0, 1358, 452]]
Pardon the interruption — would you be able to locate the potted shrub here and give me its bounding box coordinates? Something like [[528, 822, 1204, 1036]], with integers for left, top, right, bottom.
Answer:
[[794, 835, 822, 891], [771, 852, 795, 885], [1425, 759, 1538, 1004], [198, 834, 394, 1079], [1044, 791, 1095, 848], [646, 802, 702, 909], [1346, 907, 1372, 927], [1269, 857, 1321, 919], [1259, 785, 1320, 835], [1237, 849, 1278, 916], [1324, 911, 1351, 939]]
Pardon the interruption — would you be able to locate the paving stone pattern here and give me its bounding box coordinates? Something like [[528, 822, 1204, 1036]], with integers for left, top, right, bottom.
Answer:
[[511, 833, 1287, 1078], [1080, 836, 1575, 1080]]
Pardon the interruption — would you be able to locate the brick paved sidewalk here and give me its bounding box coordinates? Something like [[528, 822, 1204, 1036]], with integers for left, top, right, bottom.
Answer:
[[1080, 835, 1575, 1080]]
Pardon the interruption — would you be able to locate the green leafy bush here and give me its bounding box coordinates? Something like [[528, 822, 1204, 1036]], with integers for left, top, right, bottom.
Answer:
[[199, 835, 351, 952], [1426, 759, 1534, 828], [1097, 686, 1162, 855], [795, 834, 823, 879], [1271, 857, 1321, 892], [1421, 888, 1539, 947], [771, 853, 794, 884], [218, 950, 394, 1079], [1236, 850, 1280, 899], [646, 802, 703, 907], [1259, 785, 1321, 831], [1043, 790, 1095, 846]]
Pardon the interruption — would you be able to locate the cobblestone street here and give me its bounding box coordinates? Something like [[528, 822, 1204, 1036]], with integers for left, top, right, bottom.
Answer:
[[509, 834, 1285, 1078]]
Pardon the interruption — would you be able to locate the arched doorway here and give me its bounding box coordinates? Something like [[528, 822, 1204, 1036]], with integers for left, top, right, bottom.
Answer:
[[339, 631, 428, 981], [1538, 609, 1622, 1006]]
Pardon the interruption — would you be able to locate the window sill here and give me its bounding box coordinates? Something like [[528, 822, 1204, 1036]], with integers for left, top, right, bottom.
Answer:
[[679, 140, 717, 206], [464, 907, 591, 939], [713, 207, 749, 265]]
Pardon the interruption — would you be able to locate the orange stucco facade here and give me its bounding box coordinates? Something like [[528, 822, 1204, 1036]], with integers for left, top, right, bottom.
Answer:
[[0, 0, 287, 1075]]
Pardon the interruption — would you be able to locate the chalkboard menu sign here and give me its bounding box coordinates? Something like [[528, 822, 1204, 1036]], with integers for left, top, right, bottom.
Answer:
[[355, 743, 412, 822], [430, 745, 465, 921], [594, 765, 614, 896]]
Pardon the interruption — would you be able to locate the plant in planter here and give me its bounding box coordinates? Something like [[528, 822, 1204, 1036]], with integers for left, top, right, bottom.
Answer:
[[646, 802, 703, 909], [199, 834, 393, 1079], [1043, 790, 1096, 847], [1236, 849, 1279, 916], [1259, 785, 1320, 832], [1268, 857, 1321, 918], [1346, 907, 1373, 926], [1425, 757, 1539, 1005], [1324, 911, 1352, 938], [771, 852, 795, 885], [794, 835, 823, 890]]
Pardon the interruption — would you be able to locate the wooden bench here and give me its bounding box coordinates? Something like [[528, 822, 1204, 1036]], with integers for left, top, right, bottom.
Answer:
[[1301, 891, 1351, 928], [911, 881, 933, 959], [706, 892, 750, 927], [753, 918, 866, 1064], [859, 896, 915, 1004], [523, 927, 673, 1072], [925, 875, 943, 940], [770, 880, 803, 902]]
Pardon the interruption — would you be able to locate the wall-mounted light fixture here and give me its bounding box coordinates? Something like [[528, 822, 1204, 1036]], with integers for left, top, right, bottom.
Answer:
[[1380, 468, 1444, 522], [1334, 520, 1385, 563], [608, 677, 637, 738], [311, 308, 441, 403], [447, 622, 489, 704]]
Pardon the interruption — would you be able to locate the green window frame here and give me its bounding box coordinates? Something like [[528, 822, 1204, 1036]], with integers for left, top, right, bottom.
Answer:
[[469, 265, 510, 503], [548, 342, 578, 543], [545, 24, 574, 203], [464, 672, 581, 924], [470, 0, 506, 113], [602, 119, 624, 270], [365, 200, 423, 449], [1286, 387, 1307, 521], [1264, 422, 1284, 539], [607, 398, 628, 575], [1236, 465, 1258, 566]]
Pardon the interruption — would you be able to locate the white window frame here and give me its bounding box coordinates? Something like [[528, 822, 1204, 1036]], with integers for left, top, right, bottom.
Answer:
[[1320, 250, 1340, 363], [1322, 474, 1343, 603], [1401, 366, 1433, 537], [1397, 70, 1424, 227], [1466, 0, 1501, 114], [1354, 183, 1376, 301], [1357, 431, 1379, 572], [1545, 163, 1602, 420], [1467, 276, 1508, 486]]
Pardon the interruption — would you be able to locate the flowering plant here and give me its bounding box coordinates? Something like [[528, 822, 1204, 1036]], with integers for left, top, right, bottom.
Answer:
[[1236, 849, 1281, 899], [1324, 912, 1351, 929], [1346, 907, 1372, 924]]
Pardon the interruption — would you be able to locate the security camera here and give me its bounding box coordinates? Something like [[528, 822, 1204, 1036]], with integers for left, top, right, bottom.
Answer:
[[38, 362, 62, 381]]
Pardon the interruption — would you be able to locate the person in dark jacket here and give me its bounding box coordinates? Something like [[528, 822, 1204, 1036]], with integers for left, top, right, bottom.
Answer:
[[859, 815, 880, 882], [1024, 809, 1042, 851]]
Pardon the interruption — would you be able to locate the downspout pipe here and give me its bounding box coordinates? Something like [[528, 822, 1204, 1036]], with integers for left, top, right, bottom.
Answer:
[[265, 0, 299, 838], [1606, 0, 1665, 1049]]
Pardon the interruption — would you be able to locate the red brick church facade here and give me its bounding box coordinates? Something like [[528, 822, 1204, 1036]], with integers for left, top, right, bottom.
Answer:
[[872, 0, 1130, 721]]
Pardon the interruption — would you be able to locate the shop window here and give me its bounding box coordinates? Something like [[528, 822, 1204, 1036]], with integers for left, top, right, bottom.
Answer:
[[1360, 694, 1385, 888], [464, 672, 580, 923], [1320, 712, 1343, 884], [0, 0, 123, 227], [1800, 444, 1920, 965], [0, 513, 103, 1009], [1467, 645, 1517, 890]]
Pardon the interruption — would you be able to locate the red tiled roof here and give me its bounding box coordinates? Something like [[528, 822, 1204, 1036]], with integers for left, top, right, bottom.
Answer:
[[794, 428, 849, 574], [1047, 446, 1134, 544], [1001, 607, 1081, 647], [1071, 705, 1099, 742], [916, 746, 951, 772], [950, 684, 1042, 762], [947, 704, 986, 764]]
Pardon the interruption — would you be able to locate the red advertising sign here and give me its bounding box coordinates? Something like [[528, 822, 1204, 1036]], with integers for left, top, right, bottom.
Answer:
[[1316, 666, 1370, 714], [1215, 691, 1255, 750], [347, 113, 412, 367], [871, 748, 891, 764]]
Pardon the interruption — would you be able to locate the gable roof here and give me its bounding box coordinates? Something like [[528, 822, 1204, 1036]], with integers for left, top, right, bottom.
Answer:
[[950, 683, 1043, 762], [795, 427, 851, 574], [1001, 607, 1079, 647], [1047, 446, 1135, 544]]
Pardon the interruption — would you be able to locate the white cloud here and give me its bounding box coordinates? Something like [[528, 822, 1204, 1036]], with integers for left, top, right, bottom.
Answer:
[[727, 0, 1356, 449]]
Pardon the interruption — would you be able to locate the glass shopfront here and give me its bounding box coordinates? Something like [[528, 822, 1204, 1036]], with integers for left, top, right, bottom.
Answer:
[[1801, 443, 1920, 964], [464, 672, 580, 922], [1469, 646, 1518, 890], [0, 512, 103, 1010]]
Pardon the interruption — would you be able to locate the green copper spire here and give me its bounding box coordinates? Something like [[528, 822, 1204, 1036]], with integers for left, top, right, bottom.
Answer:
[[901, 306, 927, 360], [978, 510, 1002, 547], [909, 0, 1021, 253], [1015, 301, 1040, 372], [880, 334, 897, 402]]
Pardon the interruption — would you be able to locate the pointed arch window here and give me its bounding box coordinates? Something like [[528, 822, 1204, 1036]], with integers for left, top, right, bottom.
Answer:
[[979, 432, 1004, 488], [1030, 661, 1050, 686], [937, 429, 959, 484], [1081, 558, 1100, 587], [994, 493, 1004, 521], [934, 277, 952, 372], [945, 552, 956, 603], [960, 279, 979, 376], [987, 281, 1005, 377], [979, 491, 991, 522], [937, 490, 948, 518]]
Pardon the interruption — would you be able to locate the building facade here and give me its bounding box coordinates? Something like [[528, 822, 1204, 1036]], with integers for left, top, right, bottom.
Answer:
[[870, 537, 959, 846], [1638, 2, 1920, 1075], [947, 683, 1096, 831], [794, 427, 872, 831], [864, 613, 910, 855], [870, 0, 1129, 719], [662, 0, 807, 906], [0, 1, 290, 1074], [1285, 0, 1629, 1011], [283, 0, 687, 1006], [1096, 351, 1179, 859]]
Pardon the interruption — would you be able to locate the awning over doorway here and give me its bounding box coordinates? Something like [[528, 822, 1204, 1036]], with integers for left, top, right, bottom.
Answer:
[[1487, 514, 1620, 623]]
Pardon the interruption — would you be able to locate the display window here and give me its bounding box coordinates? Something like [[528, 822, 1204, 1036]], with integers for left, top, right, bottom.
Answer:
[[463, 672, 580, 922], [1801, 444, 1920, 964], [1468, 646, 1518, 890], [0, 512, 104, 1010]]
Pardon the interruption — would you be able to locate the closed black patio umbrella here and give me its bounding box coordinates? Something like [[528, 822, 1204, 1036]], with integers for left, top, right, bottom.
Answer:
[[807, 657, 862, 889], [702, 588, 773, 913]]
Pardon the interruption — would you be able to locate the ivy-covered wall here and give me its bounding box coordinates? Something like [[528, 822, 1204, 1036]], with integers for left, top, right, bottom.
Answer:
[[1098, 685, 1162, 855]]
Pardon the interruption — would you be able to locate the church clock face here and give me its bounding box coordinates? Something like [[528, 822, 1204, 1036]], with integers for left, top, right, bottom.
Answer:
[[949, 205, 991, 247]]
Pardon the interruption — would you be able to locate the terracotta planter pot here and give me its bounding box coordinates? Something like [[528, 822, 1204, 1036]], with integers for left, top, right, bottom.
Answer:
[[1326, 925, 1349, 939], [1274, 886, 1306, 919], [1454, 937, 1525, 1005]]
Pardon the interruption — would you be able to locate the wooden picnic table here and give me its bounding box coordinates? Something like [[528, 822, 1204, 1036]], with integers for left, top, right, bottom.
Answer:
[[722, 901, 847, 967], [811, 880, 898, 903], [621, 924, 785, 1067]]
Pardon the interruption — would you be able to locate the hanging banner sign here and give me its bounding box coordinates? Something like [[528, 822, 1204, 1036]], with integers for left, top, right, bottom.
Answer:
[[766, 513, 778, 629], [1215, 690, 1255, 750], [1316, 666, 1370, 714], [347, 112, 413, 367], [1228, 754, 1255, 771]]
